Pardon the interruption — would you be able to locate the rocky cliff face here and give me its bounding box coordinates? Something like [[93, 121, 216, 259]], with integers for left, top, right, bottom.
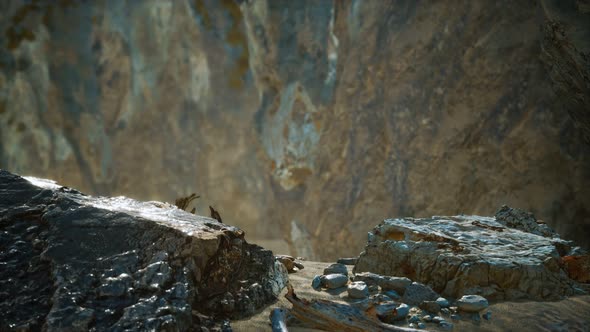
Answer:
[[1, 0, 589, 260]]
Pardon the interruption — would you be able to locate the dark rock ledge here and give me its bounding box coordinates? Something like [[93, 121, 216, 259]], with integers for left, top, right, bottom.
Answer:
[[0, 170, 288, 331]]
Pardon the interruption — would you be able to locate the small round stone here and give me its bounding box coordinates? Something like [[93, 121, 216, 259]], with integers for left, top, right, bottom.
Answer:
[[311, 275, 323, 290], [322, 273, 348, 289], [456, 295, 489, 312], [436, 297, 450, 308], [483, 310, 492, 320], [323, 263, 348, 276]]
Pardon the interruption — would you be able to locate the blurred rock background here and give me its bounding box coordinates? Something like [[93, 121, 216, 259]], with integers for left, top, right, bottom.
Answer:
[[1, 0, 589, 260]]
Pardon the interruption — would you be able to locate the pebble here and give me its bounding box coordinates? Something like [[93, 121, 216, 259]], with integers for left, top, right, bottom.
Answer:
[[451, 314, 461, 320], [409, 323, 416, 328], [418, 322, 426, 329], [347, 281, 369, 299], [408, 315, 420, 323], [422, 315, 433, 322], [483, 310, 492, 320], [440, 308, 451, 316], [456, 295, 489, 312], [337, 257, 358, 265], [432, 316, 445, 324], [436, 297, 450, 308], [394, 303, 410, 320], [322, 273, 348, 289], [323, 263, 348, 276], [311, 275, 323, 290]]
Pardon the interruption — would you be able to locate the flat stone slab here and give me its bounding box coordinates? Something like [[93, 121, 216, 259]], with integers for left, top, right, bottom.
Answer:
[[0, 170, 288, 331], [354, 209, 588, 301]]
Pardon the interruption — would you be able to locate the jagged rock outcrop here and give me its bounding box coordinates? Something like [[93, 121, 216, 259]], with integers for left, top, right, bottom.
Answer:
[[0, 170, 288, 331], [1, 0, 589, 260], [353, 207, 589, 301]]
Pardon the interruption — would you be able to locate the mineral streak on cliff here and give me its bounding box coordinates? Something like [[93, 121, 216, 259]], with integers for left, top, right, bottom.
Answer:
[[1, 0, 589, 259]]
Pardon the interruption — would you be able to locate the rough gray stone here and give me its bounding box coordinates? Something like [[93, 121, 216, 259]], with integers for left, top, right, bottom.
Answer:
[[495, 205, 556, 237], [98, 273, 133, 298], [0, 170, 288, 331], [457, 295, 489, 312], [418, 322, 426, 329], [347, 281, 369, 299], [379, 276, 412, 293], [323, 263, 348, 276], [402, 282, 439, 306], [354, 213, 585, 300], [322, 273, 349, 289]]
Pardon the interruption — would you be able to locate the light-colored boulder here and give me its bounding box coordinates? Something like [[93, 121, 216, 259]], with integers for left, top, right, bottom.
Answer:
[[354, 211, 585, 300], [456, 295, 489, 312]]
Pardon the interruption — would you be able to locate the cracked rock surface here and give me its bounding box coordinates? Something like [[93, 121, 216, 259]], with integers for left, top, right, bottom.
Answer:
[[354, 208, 589, 301], [0, 170, 288, 331]]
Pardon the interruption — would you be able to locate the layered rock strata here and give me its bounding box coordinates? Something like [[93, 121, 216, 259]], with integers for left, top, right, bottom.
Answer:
[[0, 170, 288, 331], [354, 207, 588, 301]]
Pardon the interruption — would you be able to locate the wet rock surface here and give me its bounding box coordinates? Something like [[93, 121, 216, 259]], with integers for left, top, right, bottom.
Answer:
[[354, 208, 589, 301], [0, 170, 288, 331]]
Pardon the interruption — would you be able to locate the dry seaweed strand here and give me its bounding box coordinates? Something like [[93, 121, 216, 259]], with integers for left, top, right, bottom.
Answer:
[[209, 205, 223, 223], [283, 284, 423, 332], [175, 193, 200, 213]]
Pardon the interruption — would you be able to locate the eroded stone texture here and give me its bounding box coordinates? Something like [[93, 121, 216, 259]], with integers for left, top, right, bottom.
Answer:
[[0, 170, 288, 331], [354, 210, 588, 301], [0, 0, 589, 261]]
